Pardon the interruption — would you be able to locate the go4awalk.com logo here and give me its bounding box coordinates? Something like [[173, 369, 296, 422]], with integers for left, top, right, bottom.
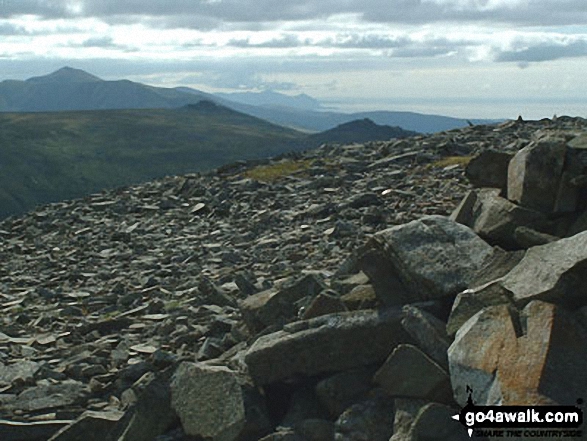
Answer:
[[451, 387, 584, 438]]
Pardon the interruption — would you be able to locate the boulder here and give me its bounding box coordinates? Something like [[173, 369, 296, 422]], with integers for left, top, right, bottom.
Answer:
[[334, 392, 395, 441], [374, 344, 452, 402], [446, 280, 513, 337], [501, 230, 587, 307], [116, 371, 177, 441], [408, 403, 470, 441], [448, 301, 587, 406], [245, 308, 409, 385], [450, 189, 547, 250], [315, 368, 376, 418], [389, 398, 428, 441], [507, 137, 568, 213], [465, 149, 512, 190], [358, 215, 494, 306], [240, 274, 326, 334], [170, 362, 245, 441], [400, 305, 450, 370], [301, 291, 347, 320], [48, 411, 124, 441]]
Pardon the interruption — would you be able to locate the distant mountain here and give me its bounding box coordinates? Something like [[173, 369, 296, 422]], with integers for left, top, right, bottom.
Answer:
[[0, 66, 212, 112], [213, 90, 323, 111], [0, 101, 305, 218], [0, 67, 501, 133], [304, 118, 417, 146], [226, 104, 499, 134]]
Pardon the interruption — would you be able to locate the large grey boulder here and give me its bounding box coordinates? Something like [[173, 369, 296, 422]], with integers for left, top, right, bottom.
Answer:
[[450, 189, 547, 249], [448, 301, 587, 406], [465, 149, 512, 190], [501, 230, 587, 307], [446, 280, 513, 337], [507, 137, 569, 213], [358, 215, 494, 306], [374, 344, 452, 402], [170, 362, 245, 441], [245, 309, 409, 385]]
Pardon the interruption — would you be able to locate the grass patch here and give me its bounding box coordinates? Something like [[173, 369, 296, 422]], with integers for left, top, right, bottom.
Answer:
[[429, 156, 473, 168], [242, 159, 313, 182]]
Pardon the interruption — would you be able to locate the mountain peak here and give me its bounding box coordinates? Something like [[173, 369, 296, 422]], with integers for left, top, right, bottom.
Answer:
[[26, 67, 103, 84]]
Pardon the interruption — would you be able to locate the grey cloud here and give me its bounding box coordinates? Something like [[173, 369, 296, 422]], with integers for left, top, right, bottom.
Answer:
[[496, 40, 587, 63], [228, 34, 307, 48], [4, 0, 587, 27], [81, 36, 117, 48], [0, 22, 28, 35]]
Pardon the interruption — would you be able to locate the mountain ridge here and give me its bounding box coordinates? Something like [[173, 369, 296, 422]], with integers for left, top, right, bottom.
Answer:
[[0, 67, 501, 133], [0, 103, 415, 219]]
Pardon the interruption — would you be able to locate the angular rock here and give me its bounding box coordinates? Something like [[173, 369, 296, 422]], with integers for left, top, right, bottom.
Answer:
[[4, 380, 89, 413], [358, 215, 493, 306], [451, 189, 547, 250], [501, 230, 587, 307], [315, 368, 376, 418], [301, 292, 347, 320], [468, 247, 525, 288], [170, 362, 245, 441], [409, 403, 470, 441], [334, 392, 395, 441], [374, 344, 452, 402], [448, 301, 587, 406], [48, 410, 124, 441], [240, 274, 326, 334], [0, 361, 40, 388], [400, 305, 451, 370], [117, 371, 177, 441], [0, 419, 73, 441], [389, 398, 427, 441], [513, 226, 559, 248], [465, 149, 512, 190], [340, 284, 377, 311], [295, 419, 335, 441], [447, 280, 513, 336], [245, 309, 409, 385], [507, 137, 568, 213]]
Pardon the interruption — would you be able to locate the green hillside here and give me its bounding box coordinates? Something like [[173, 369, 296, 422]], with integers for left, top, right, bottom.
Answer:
[[0, 102, 305, 218]]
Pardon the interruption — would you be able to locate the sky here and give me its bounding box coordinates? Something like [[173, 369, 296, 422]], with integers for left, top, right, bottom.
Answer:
[[1, 0, 586, 119]]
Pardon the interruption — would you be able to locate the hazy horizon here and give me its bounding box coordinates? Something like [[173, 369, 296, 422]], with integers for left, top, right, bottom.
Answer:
[[1, 1, 586, 120]]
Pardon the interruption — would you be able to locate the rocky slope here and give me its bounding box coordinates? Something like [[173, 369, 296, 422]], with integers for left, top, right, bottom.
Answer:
[[1, 116, 587, 441]]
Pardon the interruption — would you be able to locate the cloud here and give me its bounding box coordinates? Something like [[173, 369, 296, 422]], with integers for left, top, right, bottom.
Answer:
[[496, 39, 587, 63], [80, 36, 117, 48], [0, 22, 28, 35], [228, 34, 306, 48], [3, 0, 587, 28]]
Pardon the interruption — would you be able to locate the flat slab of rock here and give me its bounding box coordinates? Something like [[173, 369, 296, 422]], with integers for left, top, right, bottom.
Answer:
[[245, 308, 409, 385], [501, 230, 587, 306], [358, 215, 494, 306], [0, 419, 73, 441], [48, 411, 124, 441], [448, 301, 587, 406]]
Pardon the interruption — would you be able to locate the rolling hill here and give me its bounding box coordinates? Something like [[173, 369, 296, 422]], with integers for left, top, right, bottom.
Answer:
[[0, 67, 500, 133], [0, 101, 418, 218], [0, 101, 305, 218]]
